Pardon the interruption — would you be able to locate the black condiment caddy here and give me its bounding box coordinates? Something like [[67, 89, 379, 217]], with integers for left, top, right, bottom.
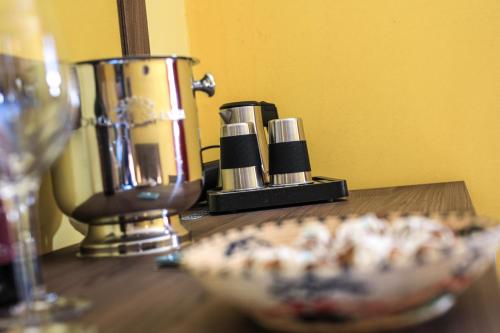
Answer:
[[207, 177, 348, 214]]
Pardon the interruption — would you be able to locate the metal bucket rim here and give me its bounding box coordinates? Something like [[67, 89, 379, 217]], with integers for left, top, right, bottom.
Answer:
[[76, 55, 199, 65]]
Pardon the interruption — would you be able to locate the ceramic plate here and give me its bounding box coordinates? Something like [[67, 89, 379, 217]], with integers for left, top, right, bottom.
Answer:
[[182, 213, 500, 332]]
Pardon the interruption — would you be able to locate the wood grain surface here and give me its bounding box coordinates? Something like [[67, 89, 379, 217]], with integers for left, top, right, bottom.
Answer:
[[42, 181, 500, 333], [117, 0, 150, 56]]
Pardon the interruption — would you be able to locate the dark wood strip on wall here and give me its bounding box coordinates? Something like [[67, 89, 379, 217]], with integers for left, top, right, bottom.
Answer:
[[117, 0, 151, 56]]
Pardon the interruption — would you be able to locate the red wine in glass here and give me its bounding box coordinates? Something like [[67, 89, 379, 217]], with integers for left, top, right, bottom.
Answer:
[[0, 203, 17, 308]]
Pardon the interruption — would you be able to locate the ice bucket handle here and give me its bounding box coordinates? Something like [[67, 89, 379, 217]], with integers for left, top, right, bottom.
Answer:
[[192, 73, 216, 97]]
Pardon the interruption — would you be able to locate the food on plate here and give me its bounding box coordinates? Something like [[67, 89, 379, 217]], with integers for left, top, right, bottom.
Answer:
[[226, 214, 468, 273]]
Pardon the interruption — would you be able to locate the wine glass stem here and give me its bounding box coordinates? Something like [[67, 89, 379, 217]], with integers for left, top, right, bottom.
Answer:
[[4, 178, 45, 310]]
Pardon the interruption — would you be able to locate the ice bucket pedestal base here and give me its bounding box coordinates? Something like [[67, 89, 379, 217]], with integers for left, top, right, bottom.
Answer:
[[76, 215, 190, 258]]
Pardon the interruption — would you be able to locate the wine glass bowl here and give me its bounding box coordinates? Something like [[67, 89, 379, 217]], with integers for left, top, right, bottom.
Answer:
[[0, 54, 78, 188]]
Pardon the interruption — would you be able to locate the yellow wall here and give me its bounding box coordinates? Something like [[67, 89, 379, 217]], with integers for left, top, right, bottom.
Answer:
[[146, 0, 190, 56], [42, 0, 122, 62], [185, 0, 500, 218]]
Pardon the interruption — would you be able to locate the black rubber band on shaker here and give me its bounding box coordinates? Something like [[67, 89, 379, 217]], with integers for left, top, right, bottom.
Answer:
[[220, 134, 262, 169], [269, 141, 311, 175]]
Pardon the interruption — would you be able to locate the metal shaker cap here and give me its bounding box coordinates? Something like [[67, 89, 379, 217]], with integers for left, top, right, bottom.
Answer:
[[268, 118, 306, 144], [221, 122, 257, 137]]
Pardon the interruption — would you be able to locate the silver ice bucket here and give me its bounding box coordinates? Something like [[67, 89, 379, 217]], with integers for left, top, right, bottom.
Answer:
[[51, 56, 215, 257]]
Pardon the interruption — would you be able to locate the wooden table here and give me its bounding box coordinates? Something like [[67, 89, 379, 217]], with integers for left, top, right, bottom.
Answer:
[[42, 181, 500, 333]]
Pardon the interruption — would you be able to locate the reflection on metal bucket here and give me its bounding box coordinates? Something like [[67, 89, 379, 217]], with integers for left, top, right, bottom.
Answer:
[[51, 56, 215, 257]]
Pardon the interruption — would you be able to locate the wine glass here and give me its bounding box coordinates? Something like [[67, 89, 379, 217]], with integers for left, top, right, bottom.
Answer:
[[0, 3, 89, 329]]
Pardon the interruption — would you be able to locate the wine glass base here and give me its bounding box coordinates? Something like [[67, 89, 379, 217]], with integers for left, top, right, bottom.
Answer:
[[0, 293, 91, 330], [5, 322, 97, 333]]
